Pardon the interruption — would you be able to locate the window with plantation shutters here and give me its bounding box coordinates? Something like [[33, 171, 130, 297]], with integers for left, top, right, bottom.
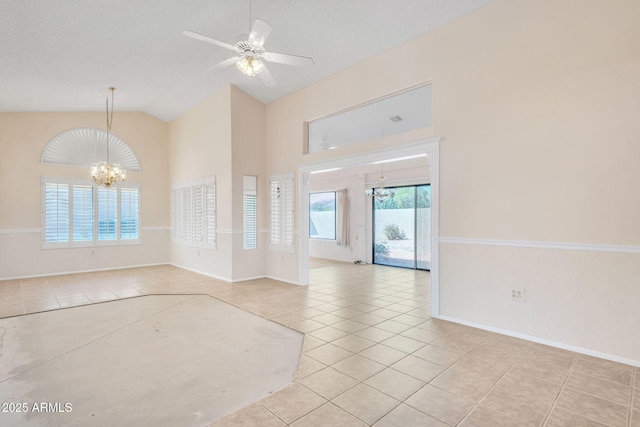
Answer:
[[204, 182, 216, 247], [98, 187, 117, 241], [172, 177, 216, 249], [41, 178, 140, 248], [182, 187, 193, 242], [243, 176, 257, 250], [269, 172, 294, 252], [192, 185, 203, 243], [72, 185, 94, 242], [120, 188, 139, 240], [44, 183, 69, 244]]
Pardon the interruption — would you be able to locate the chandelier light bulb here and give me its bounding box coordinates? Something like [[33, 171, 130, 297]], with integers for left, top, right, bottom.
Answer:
[[91, 162, 126, 188]]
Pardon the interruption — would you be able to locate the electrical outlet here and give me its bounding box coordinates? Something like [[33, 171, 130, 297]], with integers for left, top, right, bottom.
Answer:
[[511, 288, 525, 302]]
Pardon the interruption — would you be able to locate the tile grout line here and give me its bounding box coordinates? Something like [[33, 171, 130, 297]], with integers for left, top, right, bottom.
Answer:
[[551, 355, 634, 426], [297, 299, 446, 425], [539, 353, 623, 427], [454, 340, 535, 426], [629, 368, 636, 427], [256, 401, 289, 427], [19, 278, 26, 315], [539, 351, 579, 426], [372, 327, 475, 425]]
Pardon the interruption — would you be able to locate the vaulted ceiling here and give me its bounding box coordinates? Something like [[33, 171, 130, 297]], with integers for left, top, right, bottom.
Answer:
[[0, 0, 493, 122]]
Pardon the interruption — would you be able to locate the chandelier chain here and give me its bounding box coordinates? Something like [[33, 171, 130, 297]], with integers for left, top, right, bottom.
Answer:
[[106, 87, 115, 162], [91, 87, 125, 187]]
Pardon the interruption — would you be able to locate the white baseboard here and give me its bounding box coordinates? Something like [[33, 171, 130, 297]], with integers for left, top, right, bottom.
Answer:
[[1, 263, 168, 281], [436, 315, 640, 368], [168, 263, 232, 283], [168, 264, 300, 285], [265, 275, 306, 286], [230, 275, 267, 283]]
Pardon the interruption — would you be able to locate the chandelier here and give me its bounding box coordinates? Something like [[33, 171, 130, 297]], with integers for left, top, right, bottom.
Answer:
[[365, 163, 396, 200], [91, 87, 126, 187], [366, 187, 396, 200]]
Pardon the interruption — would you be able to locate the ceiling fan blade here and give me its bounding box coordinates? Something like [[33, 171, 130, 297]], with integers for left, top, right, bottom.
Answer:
[[183, 30, 236, 51], [248, 19, 272, 47], [263, 51, 314, 67], [258, 65, 277, 87], [206, 56, 241, 72]]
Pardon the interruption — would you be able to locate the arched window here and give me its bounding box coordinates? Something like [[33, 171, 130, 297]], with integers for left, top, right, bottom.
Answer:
[[41, 127, 140, 171]]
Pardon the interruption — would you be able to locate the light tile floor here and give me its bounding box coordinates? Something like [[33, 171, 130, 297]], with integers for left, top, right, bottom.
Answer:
[[1, 260, 638, 426]]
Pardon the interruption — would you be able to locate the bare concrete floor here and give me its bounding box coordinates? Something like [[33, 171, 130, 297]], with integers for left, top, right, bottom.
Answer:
[[0, 295, 302, 426]]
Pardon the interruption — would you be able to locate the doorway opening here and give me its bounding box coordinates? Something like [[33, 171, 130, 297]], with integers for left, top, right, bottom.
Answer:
[[372, 184, 431, 270], [298, 138, 441, 318]]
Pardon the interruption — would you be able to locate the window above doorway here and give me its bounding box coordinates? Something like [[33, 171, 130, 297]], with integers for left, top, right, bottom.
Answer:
[[306, 84, 432, 154]]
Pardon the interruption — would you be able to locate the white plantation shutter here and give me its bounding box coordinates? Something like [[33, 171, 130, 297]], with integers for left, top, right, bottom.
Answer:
[[270, 181, 282, 245], [204, 180, 216, 248], [244, 194, 257, 249], [172, 177, 215, 248], [98, 187, 118, 241], [193, 185, 204, 243], [282, 178, 294, 246], [44, 183, 69, 243], [269, 172, 294, 252], [243, 176, 257, 250], [72, 185, 94, 242], [120, 188, 139, 240]]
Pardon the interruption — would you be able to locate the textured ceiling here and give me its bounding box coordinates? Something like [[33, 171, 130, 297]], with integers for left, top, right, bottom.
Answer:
[[0, 0, 494, 122]]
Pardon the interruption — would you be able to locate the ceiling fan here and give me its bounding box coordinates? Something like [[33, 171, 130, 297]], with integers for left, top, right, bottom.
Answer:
[[183, 19, 314, 87]]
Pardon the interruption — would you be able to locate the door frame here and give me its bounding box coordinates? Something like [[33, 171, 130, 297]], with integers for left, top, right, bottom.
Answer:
[[298, 138, 441, 318]]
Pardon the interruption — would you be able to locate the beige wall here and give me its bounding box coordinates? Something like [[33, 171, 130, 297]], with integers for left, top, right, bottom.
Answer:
[[168, 86, 268, 281], [435, 0, 640, 244], [230, 87, 266, 280], [168, 86, 233, 280], [0, 112, 170, 278], [264, 0, 640, 362]]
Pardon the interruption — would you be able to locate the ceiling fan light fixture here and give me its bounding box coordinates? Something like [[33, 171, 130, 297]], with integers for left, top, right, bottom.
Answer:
[[236, 56, 264, 76]]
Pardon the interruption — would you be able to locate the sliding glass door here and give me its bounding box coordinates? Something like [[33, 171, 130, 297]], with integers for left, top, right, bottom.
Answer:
[[373, 184, 431, 270]]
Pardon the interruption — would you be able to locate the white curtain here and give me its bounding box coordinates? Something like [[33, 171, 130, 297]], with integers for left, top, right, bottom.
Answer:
[[336, 189, 350, 246]]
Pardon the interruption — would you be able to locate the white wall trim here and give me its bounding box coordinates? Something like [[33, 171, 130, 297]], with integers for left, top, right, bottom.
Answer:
[[437, 315, 640, 368], [216, 229, 244, 234], [0, 229, 40, 234], [1, 263, 168, 281], [439, 237, 640, 254], [0, 227, 170, 234]]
